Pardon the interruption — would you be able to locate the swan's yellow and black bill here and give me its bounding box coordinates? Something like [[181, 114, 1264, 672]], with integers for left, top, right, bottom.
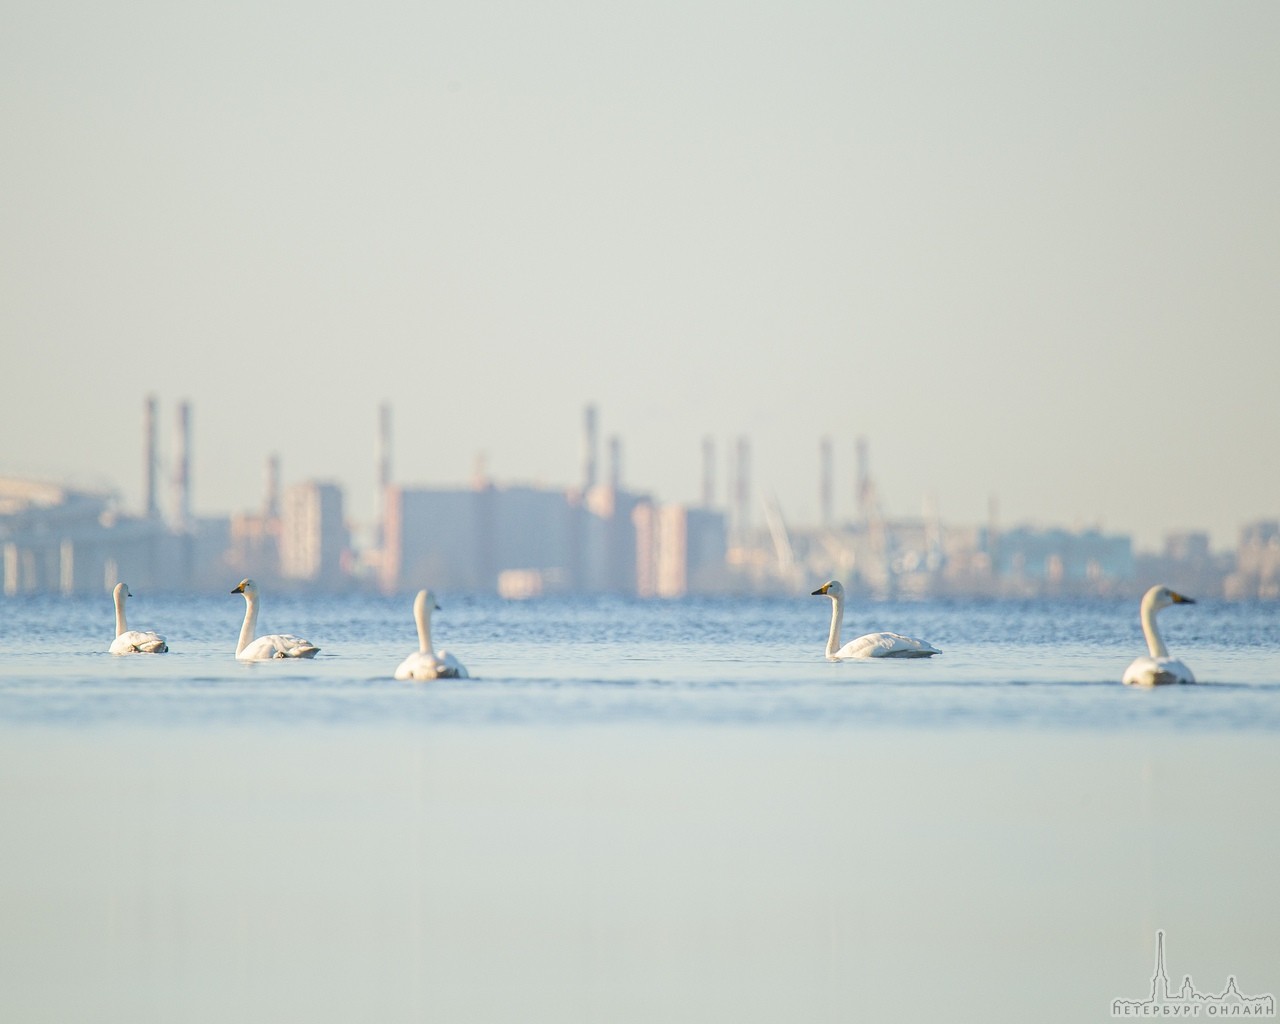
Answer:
[[1170, 591, 1195, 604], [811, 584, 830, 596], [231, 581, 247, 594]]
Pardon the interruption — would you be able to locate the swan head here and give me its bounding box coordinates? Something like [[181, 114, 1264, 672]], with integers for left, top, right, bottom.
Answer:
[[113, 582, 132, 601], [231, 578, 258, 597], [414, 589, 442, 614], [1144, 584, 1195, 612], [811, 580, 845, 600]]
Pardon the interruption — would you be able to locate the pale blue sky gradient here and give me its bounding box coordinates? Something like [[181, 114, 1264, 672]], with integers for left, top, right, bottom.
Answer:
[[3, 1, 1277, 548]]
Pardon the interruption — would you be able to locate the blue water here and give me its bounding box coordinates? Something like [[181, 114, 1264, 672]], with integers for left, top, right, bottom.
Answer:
[[4, 591, 1279, 1023], [2, 591, 1276, 731]]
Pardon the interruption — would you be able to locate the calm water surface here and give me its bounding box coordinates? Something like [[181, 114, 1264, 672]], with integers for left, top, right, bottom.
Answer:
[[2, 592, 1278, 730], [1, 592, 1277, 1022]]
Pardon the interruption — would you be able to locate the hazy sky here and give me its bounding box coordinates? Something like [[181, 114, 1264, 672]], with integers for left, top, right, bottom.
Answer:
[[3, 1, 1277, 549]]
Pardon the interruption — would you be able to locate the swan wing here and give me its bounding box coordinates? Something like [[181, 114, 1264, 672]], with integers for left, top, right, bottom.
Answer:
[[394, 651, 454, 680], [394, 653, 429, 680], [437, 649, 469, 678], [270, 634, 320, 659], [1123, 656, 1195, 686], [238, 634, 320, 661], [836, 632, 940, 659], [110, 630, 169, 654]]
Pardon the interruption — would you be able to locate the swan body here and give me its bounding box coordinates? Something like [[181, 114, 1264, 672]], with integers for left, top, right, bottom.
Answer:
[[1123, 585, 1195, 685], [108, 582, 168, 654], [395, 589, 468, 680], [231, 578, 320, 660], [811, 580, 940, 659]]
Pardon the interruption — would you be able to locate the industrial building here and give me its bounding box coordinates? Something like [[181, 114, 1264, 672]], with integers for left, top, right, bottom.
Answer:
[[280, 481, 347, 587], [373, 405, 729, 597], [1, 478, 145, 595], [380, 482, 576, 594], [7, 396, 1266, 600]]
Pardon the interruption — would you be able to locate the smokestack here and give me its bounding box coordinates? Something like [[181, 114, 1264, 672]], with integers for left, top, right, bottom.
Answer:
[[735, 436, 750, 535], [173, 400, 191, 531], [144, 395, 158, 519], [988, 492, 1000, 564], [376, 402, 391, 546], [264, 454, 280, 520], [820, 435, 833, 527], [701, 436, 715, 508], [607, 434, 621, 492], [855, 435, 869, 523], [376, 402, 391, 494], [582, 405, 599, 493]]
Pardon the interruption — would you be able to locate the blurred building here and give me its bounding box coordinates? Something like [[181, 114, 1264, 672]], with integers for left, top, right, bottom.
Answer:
[[635, 503, 729, 598], [381, 483, 578, 595], [746, 518, 1141, 599], [1224, 520, 1280, 600], [12, 397, 1268, 601], [1134, 530, 1232, 599], [1, 477, 168, 595], [280, 481, 348, 587], [580, 480, 645, 596], [991, 526, 1133, 595], [226, 511, 282, 584], [378, 476, 728, 598]]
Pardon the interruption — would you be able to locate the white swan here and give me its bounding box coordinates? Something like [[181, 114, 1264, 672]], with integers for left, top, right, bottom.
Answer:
[[108, 582, 168, 654], [231, 578, 320, 660], [1123, 584, 1195, 685], [811, 579, 940, 659], [394, 589, 469, 680]]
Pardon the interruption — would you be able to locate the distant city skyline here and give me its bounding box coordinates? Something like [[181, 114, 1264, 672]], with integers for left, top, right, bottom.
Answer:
[[7, 393, 1273, 557], [3, 2, 1278, 551]]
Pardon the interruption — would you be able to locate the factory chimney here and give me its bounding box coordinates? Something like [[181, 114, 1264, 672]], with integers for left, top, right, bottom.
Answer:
[[172, 400, 191, 532], [144, 395, 159, 519], [734, 436, 750, 537], [607, 434, 622, 492], [264, 453, 280, 520], [376, 402, 391, 494], [376, 402, 391, 545], [701, 436, 715, 508], [855, 435, 870, 524], [820, 435, 833, 527], [582, 404, 599, 494]]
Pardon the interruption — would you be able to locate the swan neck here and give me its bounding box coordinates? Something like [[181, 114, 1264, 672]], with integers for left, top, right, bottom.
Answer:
[[414, 597, 433, 655], [237, 593, 259, 656], [1140, 598, 1168, 658], [826, 593, 843, 658], [114, 589, 127, 638]]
